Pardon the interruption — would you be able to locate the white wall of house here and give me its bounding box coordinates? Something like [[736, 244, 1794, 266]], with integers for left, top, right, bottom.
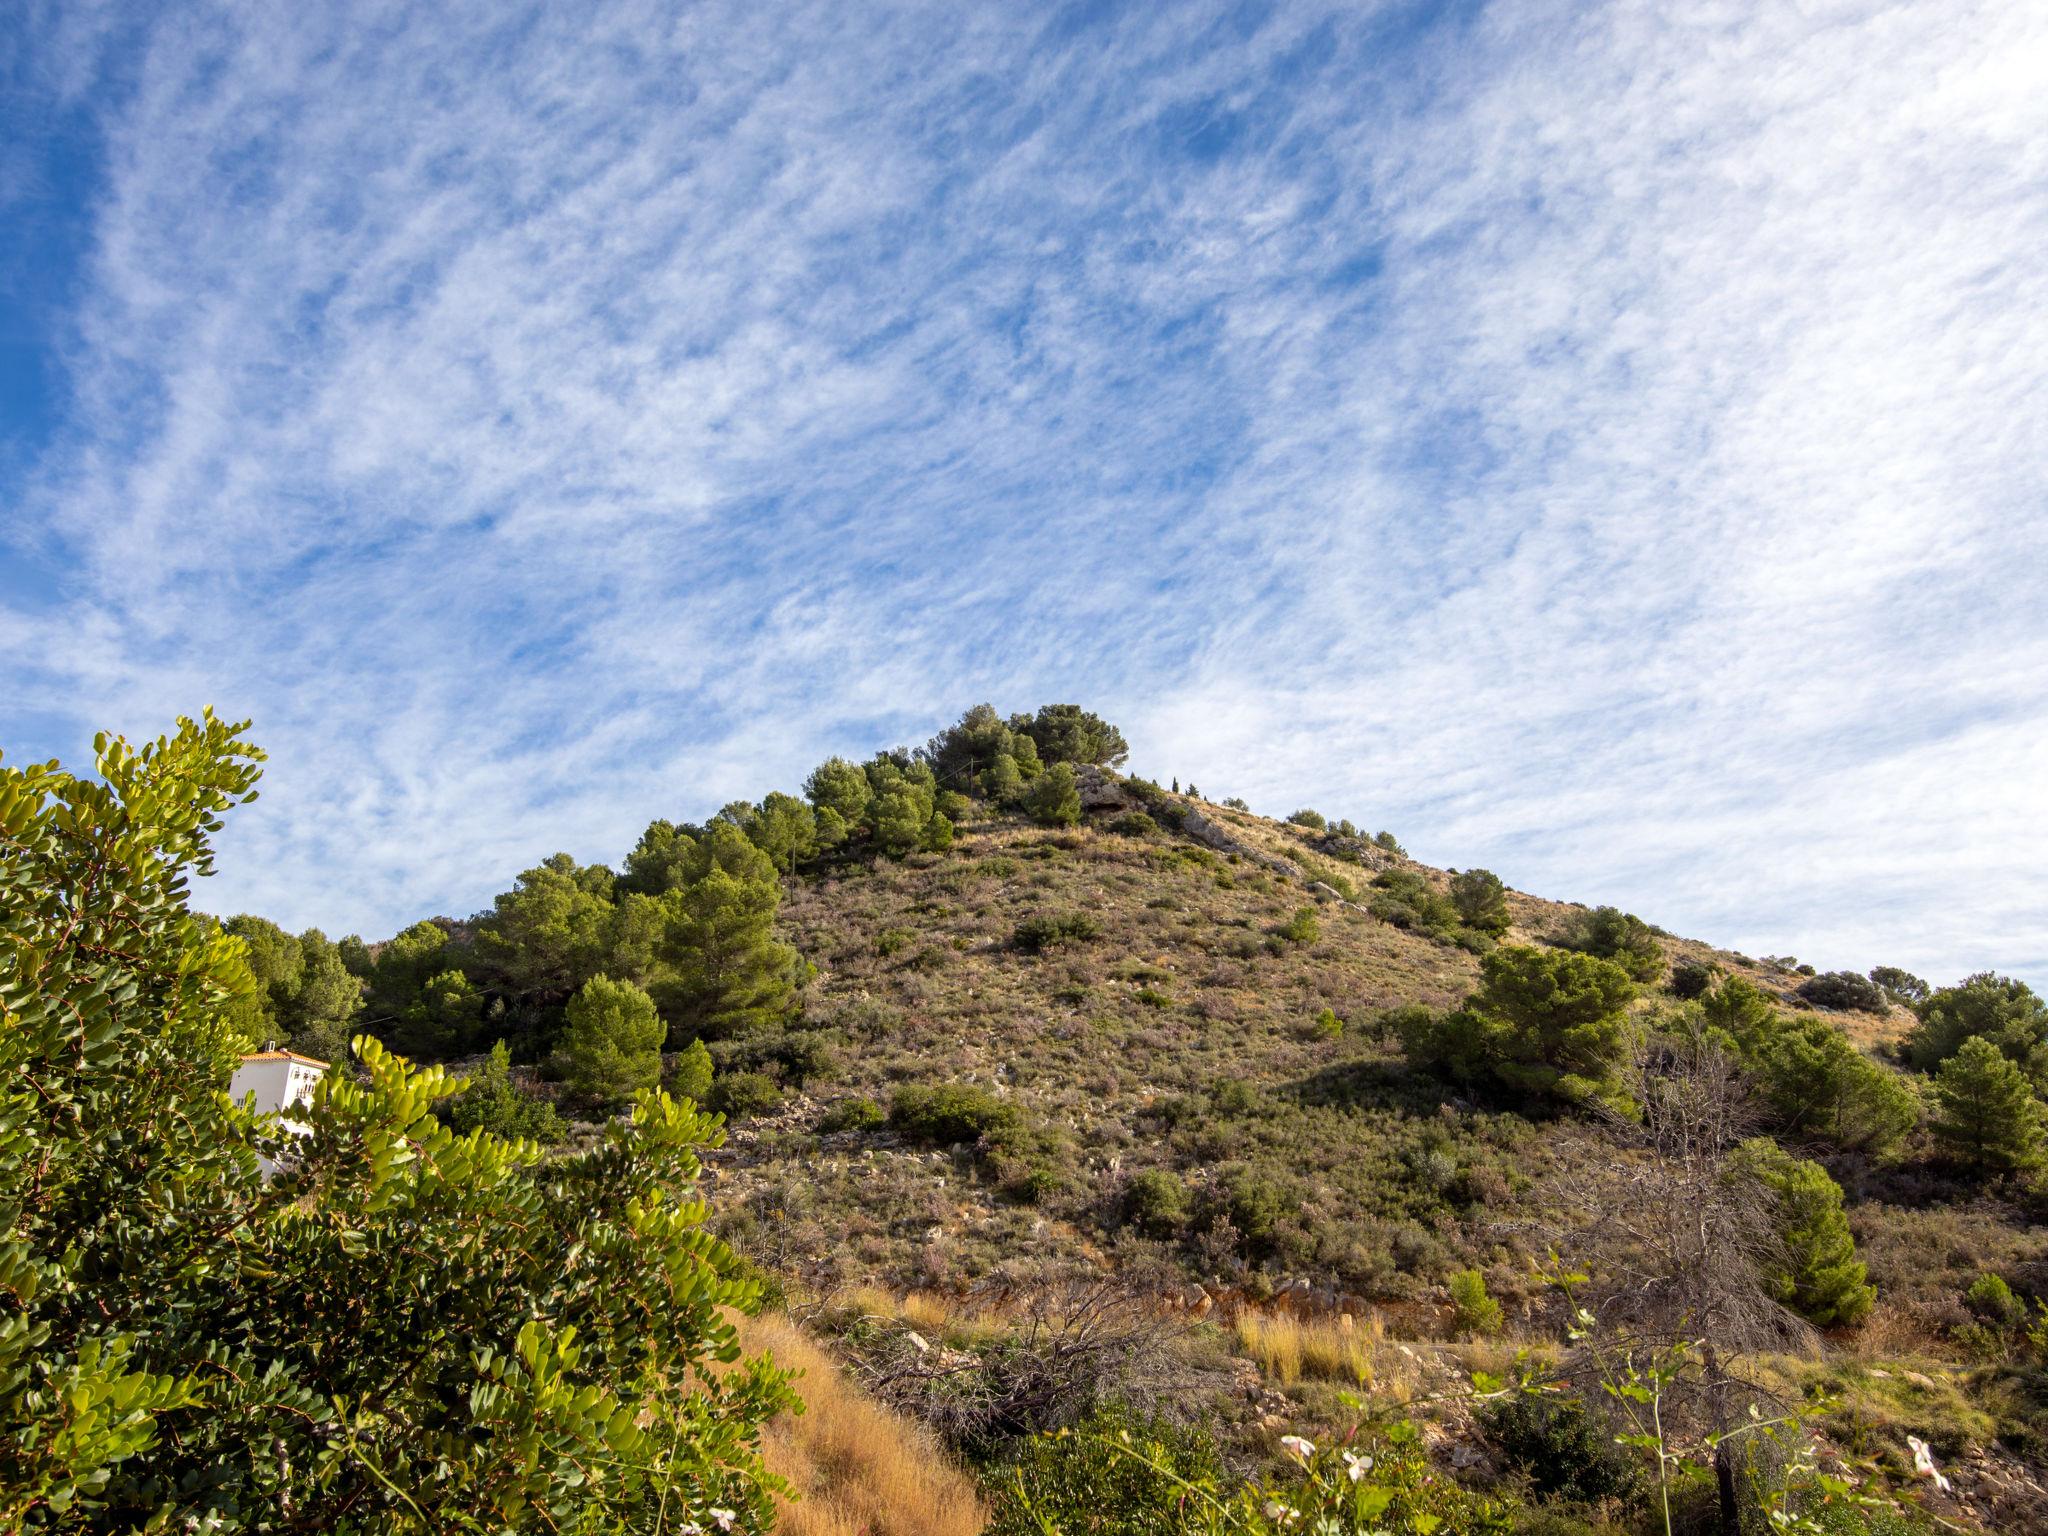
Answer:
[[229, 1053, 327, 1132]]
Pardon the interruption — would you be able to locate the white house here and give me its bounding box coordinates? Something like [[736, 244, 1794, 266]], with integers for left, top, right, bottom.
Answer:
[[229, 1049, 328, 1137]]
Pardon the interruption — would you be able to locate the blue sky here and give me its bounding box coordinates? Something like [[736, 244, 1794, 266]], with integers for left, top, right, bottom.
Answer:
[[4, 0, 2045, 986]]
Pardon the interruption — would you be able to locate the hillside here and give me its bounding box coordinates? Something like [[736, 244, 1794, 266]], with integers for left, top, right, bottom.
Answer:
[[206, 706, 2048, 1533]]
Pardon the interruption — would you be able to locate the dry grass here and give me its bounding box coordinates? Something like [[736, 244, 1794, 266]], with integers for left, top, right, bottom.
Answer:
[[1234, 1307, 1379, 1387], [734, 1311, 986, 1536]]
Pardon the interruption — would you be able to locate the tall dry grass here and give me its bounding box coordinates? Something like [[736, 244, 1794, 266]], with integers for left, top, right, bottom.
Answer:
[[733, 1311, 986, 1536], [1232, 1308, 1380, 1387]]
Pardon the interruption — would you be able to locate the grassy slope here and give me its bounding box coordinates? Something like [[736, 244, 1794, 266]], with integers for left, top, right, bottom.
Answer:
[[695, 789, 2048, 1529], [713, 790, 1925, 1310]]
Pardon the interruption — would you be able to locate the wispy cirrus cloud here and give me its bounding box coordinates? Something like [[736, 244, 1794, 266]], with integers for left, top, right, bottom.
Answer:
[[3, 0, 2044, 984]]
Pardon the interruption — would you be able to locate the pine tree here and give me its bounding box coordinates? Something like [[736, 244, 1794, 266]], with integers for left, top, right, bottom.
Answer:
[[1930, 1037, 2044, 1173], [1449, 868, 1511, 938], [1024, 762, 1082, 827], [560, 974, 664, 1102], [1732, 1140, 1875, 1326]]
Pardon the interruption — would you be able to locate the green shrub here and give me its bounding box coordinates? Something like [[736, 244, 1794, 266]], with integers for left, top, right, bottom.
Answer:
[[1798, 971, 1887, 1013], [1743, 1014, 1919, 1155], [707, 1070, 783, 1120], [889, 1082, 1021, 1146], [665, 1037, 714, 1104], [1966, 1272, 2022, 1327], [1449, 1269, 1503, 1335], [1448, 868, 1511, 938], [1400, 946, 1638, 1112], [1907, 972, 2048, 1079], [440, 1040, 568, 1145], [1121, 1169, 1191, 1237], [1310, 1006, 1344, 1040], [986, 1401, 1227, 1536], [1136, 986, 1172, 1009], [1561, 905, 1663, 982], [1669, 959, 1717, 999], [1367, 870, 1464, 945], [1014, 912, 1103, 953], [1479, 1391, 1638, 1503], [560, 974, 664, 1104], [1869, 966, 1930, 1006], [0, 713, 790, 1529], [1274, 905, 1320, 945], [1372, 830, 1405, 856], [1024, 762, 1083, 827], [1110, 810, 1160, 838], [818, 1095, 886, 1133], [1286, 808, 1326, 830], [1730, 1140, 1875, 1326]]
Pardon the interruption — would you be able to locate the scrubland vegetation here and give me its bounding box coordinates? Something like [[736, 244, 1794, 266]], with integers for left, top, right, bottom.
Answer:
[[7, 702, 2047, 1532]]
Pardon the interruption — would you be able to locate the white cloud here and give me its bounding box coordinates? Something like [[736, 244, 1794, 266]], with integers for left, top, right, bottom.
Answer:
[[6, 0, 2044, 986]]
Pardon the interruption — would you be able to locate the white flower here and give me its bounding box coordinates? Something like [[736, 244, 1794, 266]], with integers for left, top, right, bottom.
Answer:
[[709, 1509, 739, 1532], [1278, 1433, 1315, 1461], [1907, 1436, 1952, 1493], [1341, 1449, 1374, 1482], [1261, 1500, 1300, 1525]]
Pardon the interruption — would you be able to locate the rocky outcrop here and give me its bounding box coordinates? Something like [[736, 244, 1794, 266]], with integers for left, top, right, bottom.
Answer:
[[1175, 803, 1301, 879]]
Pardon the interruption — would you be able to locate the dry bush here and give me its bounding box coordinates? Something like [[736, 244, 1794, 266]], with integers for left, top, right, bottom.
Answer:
[[847, 1279, 1214, 1448], [733, 1311, 987, 1536]]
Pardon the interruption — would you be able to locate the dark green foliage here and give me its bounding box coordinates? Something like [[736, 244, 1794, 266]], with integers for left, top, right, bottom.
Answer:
[[1730, 1139, 1875, 1326], [889, 1082, 1021, 1147], [439, 1039, 567, 1144], [1286, 808, 1326, 830], [1274, 905, 1320, 945], [1013, 704, 1129, 769], [1479, 1392, 1639, 1504], [1024, 762, 1082, 827], [1560, 905, 1663, 982], [1371, 830, 1405, 856], [395, 965, 486, 1059], [1869, 966, 1931, 1006], [1745, 1013, 1920, 1155], [1448, 868, 1511, 938], [1798, 970, 1887, 1013], [1908, 972, 2048, 1082], [560, 974, 664, 1103], [223, 916, 364, 1056], [707, 1070, 783, 1120], [1368, 869, 1461, 943], [654, 822, 799, 1040], [1014, 911, 1103, 953], [1110, 810, 1160, 838], [923, 703, 1022, 793], [1400, 946, 1638, 1111], [1199, 1169, 1286, 1256], [818, 1096, 885, 1133], [1668, 958, 1717, 999], [1699, 974, 1780, 1042], [0, 713, 790, 1530], [1120, 1169, 1191, 1237], [1929, 1036, 2043, 1173], [666, 1037, 714, 1104]]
